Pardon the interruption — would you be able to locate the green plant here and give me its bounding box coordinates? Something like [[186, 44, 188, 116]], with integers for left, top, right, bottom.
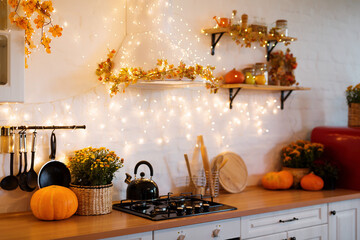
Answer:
[[281, 140, 324, 168], [346, 84, 360, 105], [68, 147, 124, 186], [311, 158, 340, 180]]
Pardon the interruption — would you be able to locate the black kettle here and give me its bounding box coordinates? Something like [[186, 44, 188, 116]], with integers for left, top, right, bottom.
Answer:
[[125, 160, 159, 200]]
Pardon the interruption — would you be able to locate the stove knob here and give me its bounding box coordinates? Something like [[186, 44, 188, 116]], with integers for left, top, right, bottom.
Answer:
[[194, 204, 201, 213], [185, 206, 193, 215], [176, 207, 184, 216], [203, 203, 210, 212]]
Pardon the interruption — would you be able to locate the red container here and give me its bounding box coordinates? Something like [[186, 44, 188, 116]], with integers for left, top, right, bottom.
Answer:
[[311, 127, 360, 190]]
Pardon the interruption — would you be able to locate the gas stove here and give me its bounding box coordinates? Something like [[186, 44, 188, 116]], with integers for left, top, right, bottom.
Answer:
[[112, 193, 237, 221]]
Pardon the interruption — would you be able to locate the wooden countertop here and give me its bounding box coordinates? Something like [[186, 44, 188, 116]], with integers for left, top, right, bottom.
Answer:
[[1, 186, 360, 240]]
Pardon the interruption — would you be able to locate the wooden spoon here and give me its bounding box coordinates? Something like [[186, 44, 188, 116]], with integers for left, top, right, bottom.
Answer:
[[184, 154, 195, 189], [199, 135, 214, 198]]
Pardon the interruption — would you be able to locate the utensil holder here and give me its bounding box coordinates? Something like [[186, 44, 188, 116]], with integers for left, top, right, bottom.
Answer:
[[186, 171, 219, 197], [205, 170, 219, 197]]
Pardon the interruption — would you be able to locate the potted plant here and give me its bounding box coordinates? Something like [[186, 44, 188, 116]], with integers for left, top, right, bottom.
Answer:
[[68, 147, 124, 215], [346, 84, 360, 127], [311, 158, 340, 190], [281, 140, 324, 188]]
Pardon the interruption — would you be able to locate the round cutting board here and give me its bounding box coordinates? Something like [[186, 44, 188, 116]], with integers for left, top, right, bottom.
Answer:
[[212, 152, 248, 193]]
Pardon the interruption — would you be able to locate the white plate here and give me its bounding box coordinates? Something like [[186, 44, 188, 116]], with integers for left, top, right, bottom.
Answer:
[[211, 152, 248, 193]]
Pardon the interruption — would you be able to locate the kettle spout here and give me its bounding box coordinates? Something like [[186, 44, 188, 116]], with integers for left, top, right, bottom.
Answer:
[[125, 173, 132, 184]]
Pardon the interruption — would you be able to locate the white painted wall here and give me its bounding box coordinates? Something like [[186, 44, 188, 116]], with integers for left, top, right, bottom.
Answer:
[[0, 0, 359, 213]]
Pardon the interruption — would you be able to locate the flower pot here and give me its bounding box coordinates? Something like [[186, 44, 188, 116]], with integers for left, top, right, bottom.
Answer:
[[348, 103, 360, 127], [282, 167, 310, 189], [70, 183, 113, 216]]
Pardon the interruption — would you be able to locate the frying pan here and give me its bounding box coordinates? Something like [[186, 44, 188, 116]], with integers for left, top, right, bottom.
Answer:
[[38, 131, 71, 188]]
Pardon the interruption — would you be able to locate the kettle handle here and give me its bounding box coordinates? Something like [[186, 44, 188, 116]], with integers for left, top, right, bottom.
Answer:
[[134, 160, 154, 177]]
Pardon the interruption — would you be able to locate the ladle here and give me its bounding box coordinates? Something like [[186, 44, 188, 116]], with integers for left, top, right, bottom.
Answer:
[[19, 131, 34, 192], [0, 131, 18, 190], [26, 132, 37, 189], [16, 132, 23, 179]]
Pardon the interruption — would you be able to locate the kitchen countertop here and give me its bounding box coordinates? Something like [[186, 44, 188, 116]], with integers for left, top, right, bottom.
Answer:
[[1, 186, 360, 240]]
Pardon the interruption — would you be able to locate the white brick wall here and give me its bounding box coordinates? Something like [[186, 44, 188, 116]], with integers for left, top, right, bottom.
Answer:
[[0, 0, 358, 213]]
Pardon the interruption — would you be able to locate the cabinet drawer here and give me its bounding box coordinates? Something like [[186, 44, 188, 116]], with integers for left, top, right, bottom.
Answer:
[[241, 204, 327, 239], [154, 217, 240, 240]]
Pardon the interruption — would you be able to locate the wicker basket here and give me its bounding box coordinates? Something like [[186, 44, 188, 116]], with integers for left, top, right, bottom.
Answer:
[[70, 183, 113, 216], [348, 103, 360, 127]]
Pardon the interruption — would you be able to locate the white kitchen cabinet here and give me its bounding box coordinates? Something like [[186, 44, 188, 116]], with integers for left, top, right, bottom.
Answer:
[[241, 204, 327, 239], [153, 217, 240, 240], [328, 199, 360, 240], [0, 2, 24, 103], [101, 231, 152, 240], [247, 224, 328, 240], [288, 224, 328, 240]]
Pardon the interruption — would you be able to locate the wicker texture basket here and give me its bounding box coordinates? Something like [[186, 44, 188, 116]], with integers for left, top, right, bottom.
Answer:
[[348, 103, 360, 127], [70, 183, 113, 216]]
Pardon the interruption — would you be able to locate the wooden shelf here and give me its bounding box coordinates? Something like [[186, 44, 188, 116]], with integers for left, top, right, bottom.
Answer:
[[131, 80, 205, 89], [201, 27, 297, 56], [221, 84, 309, 91], [220, 84, 310, 110], [202, 27, 297, 42]]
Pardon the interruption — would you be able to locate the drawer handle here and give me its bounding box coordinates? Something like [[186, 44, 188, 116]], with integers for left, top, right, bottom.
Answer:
[[212, 229, 221, 237], [330, 210, 336, 215], [177, 234, 186, 240], [279, 217, 299, 223]]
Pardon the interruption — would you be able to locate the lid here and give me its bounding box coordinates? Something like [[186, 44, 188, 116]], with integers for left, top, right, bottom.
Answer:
[[255, 62, 267, 70], [243, 67, 254, 73], [276, 19, 287, 27]]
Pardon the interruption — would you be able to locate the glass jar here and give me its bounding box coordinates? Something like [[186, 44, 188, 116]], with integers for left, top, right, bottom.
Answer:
[[254, 63, 268, 85], [231, 10, 241, 28], [0, 126, 10, 153], [243, 67, 255, 85], [276, 19, 288, 37]]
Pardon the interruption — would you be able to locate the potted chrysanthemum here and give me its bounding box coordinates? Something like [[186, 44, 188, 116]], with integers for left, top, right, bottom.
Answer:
[[281, 140, 324, 188], [346, 84, 360, 127], [68, 147, 123, 216]]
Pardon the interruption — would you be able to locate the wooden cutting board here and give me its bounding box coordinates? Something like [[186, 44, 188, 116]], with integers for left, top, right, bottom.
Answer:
[[212, 152, 248, 193]]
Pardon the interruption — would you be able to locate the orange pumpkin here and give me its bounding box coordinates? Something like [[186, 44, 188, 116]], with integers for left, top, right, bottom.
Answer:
[[262, 170, 293, 190], [30, 185, 78, 220], [224, 68, 245, 84], [300, 172, 324, 191]]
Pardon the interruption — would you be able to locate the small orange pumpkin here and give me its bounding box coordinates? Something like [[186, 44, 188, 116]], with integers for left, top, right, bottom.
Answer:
[[262, 170, 293, 190], [300, 172, 324, 191], [224, 68, 245, 84], [30, 185, 78, 220]]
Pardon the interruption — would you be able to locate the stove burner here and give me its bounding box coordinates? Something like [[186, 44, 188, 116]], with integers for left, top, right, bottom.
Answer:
[[113, 192, 237, 221]]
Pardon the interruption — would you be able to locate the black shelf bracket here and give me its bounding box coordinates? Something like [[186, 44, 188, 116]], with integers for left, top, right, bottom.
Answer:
[[280, 90, 293, 110], [227, 88, 294, 110], [266, 40, 278, 61], [211, 32, 225, 55], [228, 88, 241, 109]]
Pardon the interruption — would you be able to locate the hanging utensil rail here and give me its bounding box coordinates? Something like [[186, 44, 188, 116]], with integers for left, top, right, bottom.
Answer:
[[8, 125, 86, 130]]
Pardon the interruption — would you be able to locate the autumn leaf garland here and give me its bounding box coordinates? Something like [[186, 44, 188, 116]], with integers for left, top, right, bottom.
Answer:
[[96, 50, 223, 95], [8, 0, 63, 67]]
